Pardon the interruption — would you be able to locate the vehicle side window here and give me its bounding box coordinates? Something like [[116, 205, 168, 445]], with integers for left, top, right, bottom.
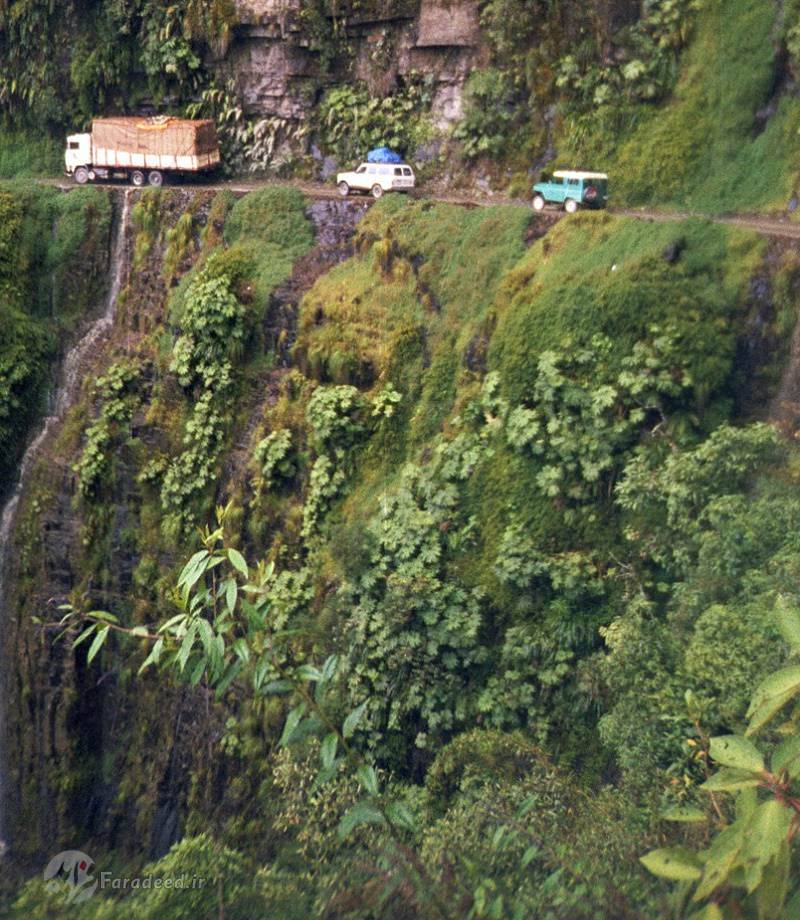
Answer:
[[380, 166, 391, 175], [69, 141, 79, 150], [402, 167, 412, 176], [367, 165, 377, 174], [357, 165, 366, 174], [394, 167, 402, 176]]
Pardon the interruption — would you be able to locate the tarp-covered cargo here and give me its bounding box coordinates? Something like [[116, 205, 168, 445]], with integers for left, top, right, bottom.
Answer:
[[367, 147, 403, 164], [91, 116, 220, 172]]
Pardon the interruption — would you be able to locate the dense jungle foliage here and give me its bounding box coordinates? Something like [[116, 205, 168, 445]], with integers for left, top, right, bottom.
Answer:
[[1, 180, 799, 918], [4, 0, 800, 918]]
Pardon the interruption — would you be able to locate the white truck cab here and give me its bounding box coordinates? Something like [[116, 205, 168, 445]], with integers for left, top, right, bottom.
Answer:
[[65, 134, 92, 183], [337, 162, 415, 199]]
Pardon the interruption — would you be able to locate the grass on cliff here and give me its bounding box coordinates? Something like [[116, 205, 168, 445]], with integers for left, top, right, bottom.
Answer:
[[606, 0, 800, 212], [295, 202, 765, 602]]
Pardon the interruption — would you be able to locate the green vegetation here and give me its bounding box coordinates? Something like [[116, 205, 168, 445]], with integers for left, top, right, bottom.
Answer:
[[606, 0, 800, 211], [0, 183, 111, 492], [11, 187, 800, 919]]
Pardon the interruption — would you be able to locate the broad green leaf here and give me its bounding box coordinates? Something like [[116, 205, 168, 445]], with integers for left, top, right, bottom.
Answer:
[[640, 847, 702, 881], [227, 547, 249, 579], [709, 735, 764, 773], [521, 846, 540, 868], [747, 688, 798, 736], [356, 764, 379, 796], [214, 661, 243, 699], [748, 666, 800, 714], [321, 654, 339, 683], [701, 768, 761, 793], [158, 613, 187, 635], [196, 618, 214, 657], [279, 703, 307, 747], [72, 624, 96, 649], [772, 734, 800, 778], [386, 800, 416, 832], [178, 550, 208, 588], [224, 578, 237, 615], [297, 664, 323, 682], [756, 838, 790, 920], [694, 821, 745, 901], [736, 787, 759, 821], [260, 678, 292, 695], [86, 610, 119, 624], [739, 799, 793, 894], [189, 657, 206, 686], [87, 625, 110, 664], [176, 623, 197, 673], [138, 637, 164, 674], [338, 801, 386, 838], [662, 805, 705, 823], [775, 595, 800, 654], [320, 732, 338, 769], [343, 700, 369, 739]]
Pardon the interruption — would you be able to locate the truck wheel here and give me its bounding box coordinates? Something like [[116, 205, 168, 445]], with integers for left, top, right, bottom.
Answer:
[[371, 184, 384, 200], [338, 181, 350, 197], [74, 167, 89, 185], [131, 170, 145, 188], [148, 170, 163, 188], [564, 198, 578, 214], [532, 194, 545, 211]]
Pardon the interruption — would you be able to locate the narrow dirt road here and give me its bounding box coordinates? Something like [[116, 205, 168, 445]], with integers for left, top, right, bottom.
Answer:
[[37, 176, 800, 240]]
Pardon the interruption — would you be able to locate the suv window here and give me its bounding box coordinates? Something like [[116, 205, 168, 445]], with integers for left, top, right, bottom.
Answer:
[[367, 165, 377, 174], [356, 165, 367, 174], [69, 141, 80, 150], [394, 167, 403, 176], [379, 166, 391, 175], [402, 167, 412, 176]]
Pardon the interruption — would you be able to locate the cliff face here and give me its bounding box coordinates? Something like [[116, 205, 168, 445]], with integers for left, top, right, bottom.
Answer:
[[1, 182, 797, 885], [220, 0, 485, 127]]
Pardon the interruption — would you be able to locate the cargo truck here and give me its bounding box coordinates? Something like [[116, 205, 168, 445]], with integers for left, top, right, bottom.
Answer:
[[65, 116, 221, 187]]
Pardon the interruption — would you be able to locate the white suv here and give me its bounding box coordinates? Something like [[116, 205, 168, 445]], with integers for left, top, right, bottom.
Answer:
[[337, 162, 415, 199]]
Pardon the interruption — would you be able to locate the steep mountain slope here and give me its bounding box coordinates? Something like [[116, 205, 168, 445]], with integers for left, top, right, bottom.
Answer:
[[2, 183, 799, 915]]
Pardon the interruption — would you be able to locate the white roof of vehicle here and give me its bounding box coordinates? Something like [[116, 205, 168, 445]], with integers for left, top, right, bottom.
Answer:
[[553, 170, 608, 180]]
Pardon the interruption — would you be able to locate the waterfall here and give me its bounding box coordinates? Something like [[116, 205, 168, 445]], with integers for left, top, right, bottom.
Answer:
[[0, 188, 132, 854]]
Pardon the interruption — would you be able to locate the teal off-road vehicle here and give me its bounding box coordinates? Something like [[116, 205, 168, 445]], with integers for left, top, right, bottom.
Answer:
[[532, 170, 609, 212]]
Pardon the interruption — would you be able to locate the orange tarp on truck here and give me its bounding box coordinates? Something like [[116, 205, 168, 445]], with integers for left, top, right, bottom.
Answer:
[[91, 117, 219, 158]]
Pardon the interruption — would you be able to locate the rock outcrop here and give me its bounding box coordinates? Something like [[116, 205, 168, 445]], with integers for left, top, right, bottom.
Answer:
[[221, 0, 486, 132]]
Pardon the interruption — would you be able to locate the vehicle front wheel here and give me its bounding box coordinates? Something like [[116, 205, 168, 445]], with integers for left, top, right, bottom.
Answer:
[[148, 170, 163, 187], [131, 170, 145, 188], [532, 194, 545, 211], [338, 181, 350, 197], [74, 166, 89, 185], [371, 184, 384, 200], [564, 198, 578, 214]]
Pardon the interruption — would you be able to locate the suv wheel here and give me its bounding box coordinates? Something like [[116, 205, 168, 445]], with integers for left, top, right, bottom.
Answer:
[[532, 194, 545, 211], [564, 198, 578, 214], [371, 184, 384, 200], [338, 181, 350, 197], [74, 166, 89, 185]]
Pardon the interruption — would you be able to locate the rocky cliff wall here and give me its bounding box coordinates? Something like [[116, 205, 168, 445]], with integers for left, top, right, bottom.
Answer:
[[220, 0, 486, 129]]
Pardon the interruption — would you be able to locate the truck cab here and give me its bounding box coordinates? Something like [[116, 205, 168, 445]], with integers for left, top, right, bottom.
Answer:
[[65, 134, 92, 182], [532, 170, 609, 213]]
